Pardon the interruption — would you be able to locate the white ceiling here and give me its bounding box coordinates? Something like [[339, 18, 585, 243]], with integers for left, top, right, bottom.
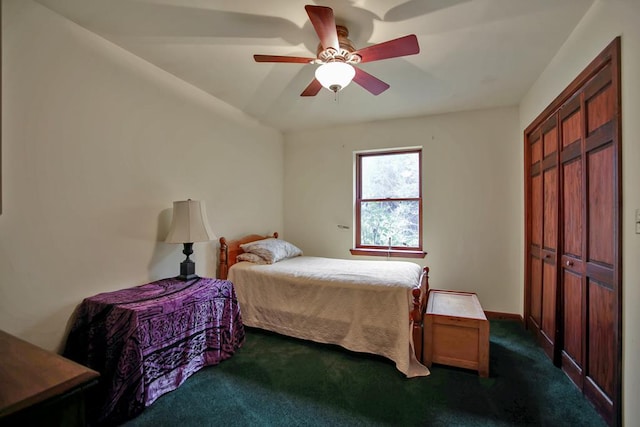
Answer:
[[34, 0, 595, 133]]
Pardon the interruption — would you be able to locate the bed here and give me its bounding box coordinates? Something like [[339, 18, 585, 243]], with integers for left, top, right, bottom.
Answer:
[[218, 233, 430, 378]]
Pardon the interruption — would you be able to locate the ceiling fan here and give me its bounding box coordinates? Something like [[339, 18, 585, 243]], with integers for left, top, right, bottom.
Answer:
[[253, 5, 420, 96]]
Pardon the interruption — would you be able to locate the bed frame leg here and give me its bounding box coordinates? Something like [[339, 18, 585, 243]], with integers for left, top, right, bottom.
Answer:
[[219, 237, 228, 280], [411, 288, 423, 361], [411, 266, 429, 362]]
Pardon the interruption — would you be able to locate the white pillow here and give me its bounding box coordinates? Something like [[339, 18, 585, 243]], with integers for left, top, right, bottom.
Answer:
[[240, 238, 302, 264], [236, 252, 269, 265]]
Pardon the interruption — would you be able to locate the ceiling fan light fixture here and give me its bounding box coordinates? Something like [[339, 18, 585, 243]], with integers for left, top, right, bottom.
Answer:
[[315, 62, 355, 93]]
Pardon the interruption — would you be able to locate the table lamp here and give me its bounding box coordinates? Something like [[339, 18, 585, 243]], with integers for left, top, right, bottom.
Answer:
[[165, 199, 215, 280]]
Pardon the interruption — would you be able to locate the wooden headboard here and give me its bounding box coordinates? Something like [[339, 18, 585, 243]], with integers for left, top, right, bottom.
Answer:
[[218, 232, 278, 279]]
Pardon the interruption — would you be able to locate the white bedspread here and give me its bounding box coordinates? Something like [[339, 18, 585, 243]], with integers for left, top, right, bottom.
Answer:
[[228, 256, 430, 378]]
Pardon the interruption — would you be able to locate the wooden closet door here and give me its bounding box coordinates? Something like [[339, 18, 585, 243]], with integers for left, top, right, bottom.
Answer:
[[559, 61, 618, 424], [583, 61, 618, 423], [526, 118, 560, 362], [528, 131, 543, 332], [559, 95, 585, 387], [540, 118, 559, 360]]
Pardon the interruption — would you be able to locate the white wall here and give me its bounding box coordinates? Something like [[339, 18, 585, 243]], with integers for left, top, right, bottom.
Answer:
[[519, 1, 640, 424], [284, 107, 522, 315], [0, 0, 284, 351]]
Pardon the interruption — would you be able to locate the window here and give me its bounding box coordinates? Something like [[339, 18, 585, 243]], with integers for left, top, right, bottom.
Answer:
[[351, 149, 426, 258]]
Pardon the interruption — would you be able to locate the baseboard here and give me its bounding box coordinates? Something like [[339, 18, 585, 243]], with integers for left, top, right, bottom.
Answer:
[[484, 311, 523, 323]]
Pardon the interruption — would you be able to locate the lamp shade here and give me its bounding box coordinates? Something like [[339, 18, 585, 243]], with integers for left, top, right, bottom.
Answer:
[[165, 199, 214, 244], [315, 62, 356, 92]]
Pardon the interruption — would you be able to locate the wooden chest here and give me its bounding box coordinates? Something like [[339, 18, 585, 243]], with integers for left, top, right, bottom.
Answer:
[[422, 290, 489, 377]]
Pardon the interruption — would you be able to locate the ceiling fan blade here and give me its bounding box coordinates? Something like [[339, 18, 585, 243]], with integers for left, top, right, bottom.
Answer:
[[353, 67, 390, 95], [305, 5, 339, 51], [355, 35, 420, 63], [254, 54, 315, 64], [300, 79, 323, 97]]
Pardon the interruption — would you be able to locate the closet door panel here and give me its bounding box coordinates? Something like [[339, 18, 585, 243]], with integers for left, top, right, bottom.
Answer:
[[587, 144, 614, 266], [541, 262, 556, 340], [586, 67, 614, 133], [562, 109, 582, 148], [530, 256, 542, 326], [532, 138, 542, 164], [543, 126, 558, 157], [562, 157, 583, 258], [562, 270, 583, 383], [543, 167, 557, 251], [587, 279, 615, 399], [531, 173, 542, 246]]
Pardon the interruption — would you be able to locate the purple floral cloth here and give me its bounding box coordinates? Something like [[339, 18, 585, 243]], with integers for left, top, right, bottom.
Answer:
[[64, 277, 245, 425]]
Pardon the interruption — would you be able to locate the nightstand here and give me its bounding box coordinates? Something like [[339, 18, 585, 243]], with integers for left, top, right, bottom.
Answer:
[[64, 277, 245, 424]]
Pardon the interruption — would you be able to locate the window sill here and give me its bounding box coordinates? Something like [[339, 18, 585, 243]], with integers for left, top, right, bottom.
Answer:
[[349, 248, 427, 259]]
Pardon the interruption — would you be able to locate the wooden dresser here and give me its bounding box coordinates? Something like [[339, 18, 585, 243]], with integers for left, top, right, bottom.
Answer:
[[0, 330, 99, 426]]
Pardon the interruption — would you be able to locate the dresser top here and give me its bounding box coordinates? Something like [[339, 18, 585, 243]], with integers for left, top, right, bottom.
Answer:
[[0, 330, 99, 418]]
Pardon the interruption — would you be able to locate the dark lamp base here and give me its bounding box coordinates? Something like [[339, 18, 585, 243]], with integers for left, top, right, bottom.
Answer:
[[176, 243, 198, 281]]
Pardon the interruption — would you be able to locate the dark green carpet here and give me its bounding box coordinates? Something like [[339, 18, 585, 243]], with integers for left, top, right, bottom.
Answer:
[[123, 321, 606, 426]]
